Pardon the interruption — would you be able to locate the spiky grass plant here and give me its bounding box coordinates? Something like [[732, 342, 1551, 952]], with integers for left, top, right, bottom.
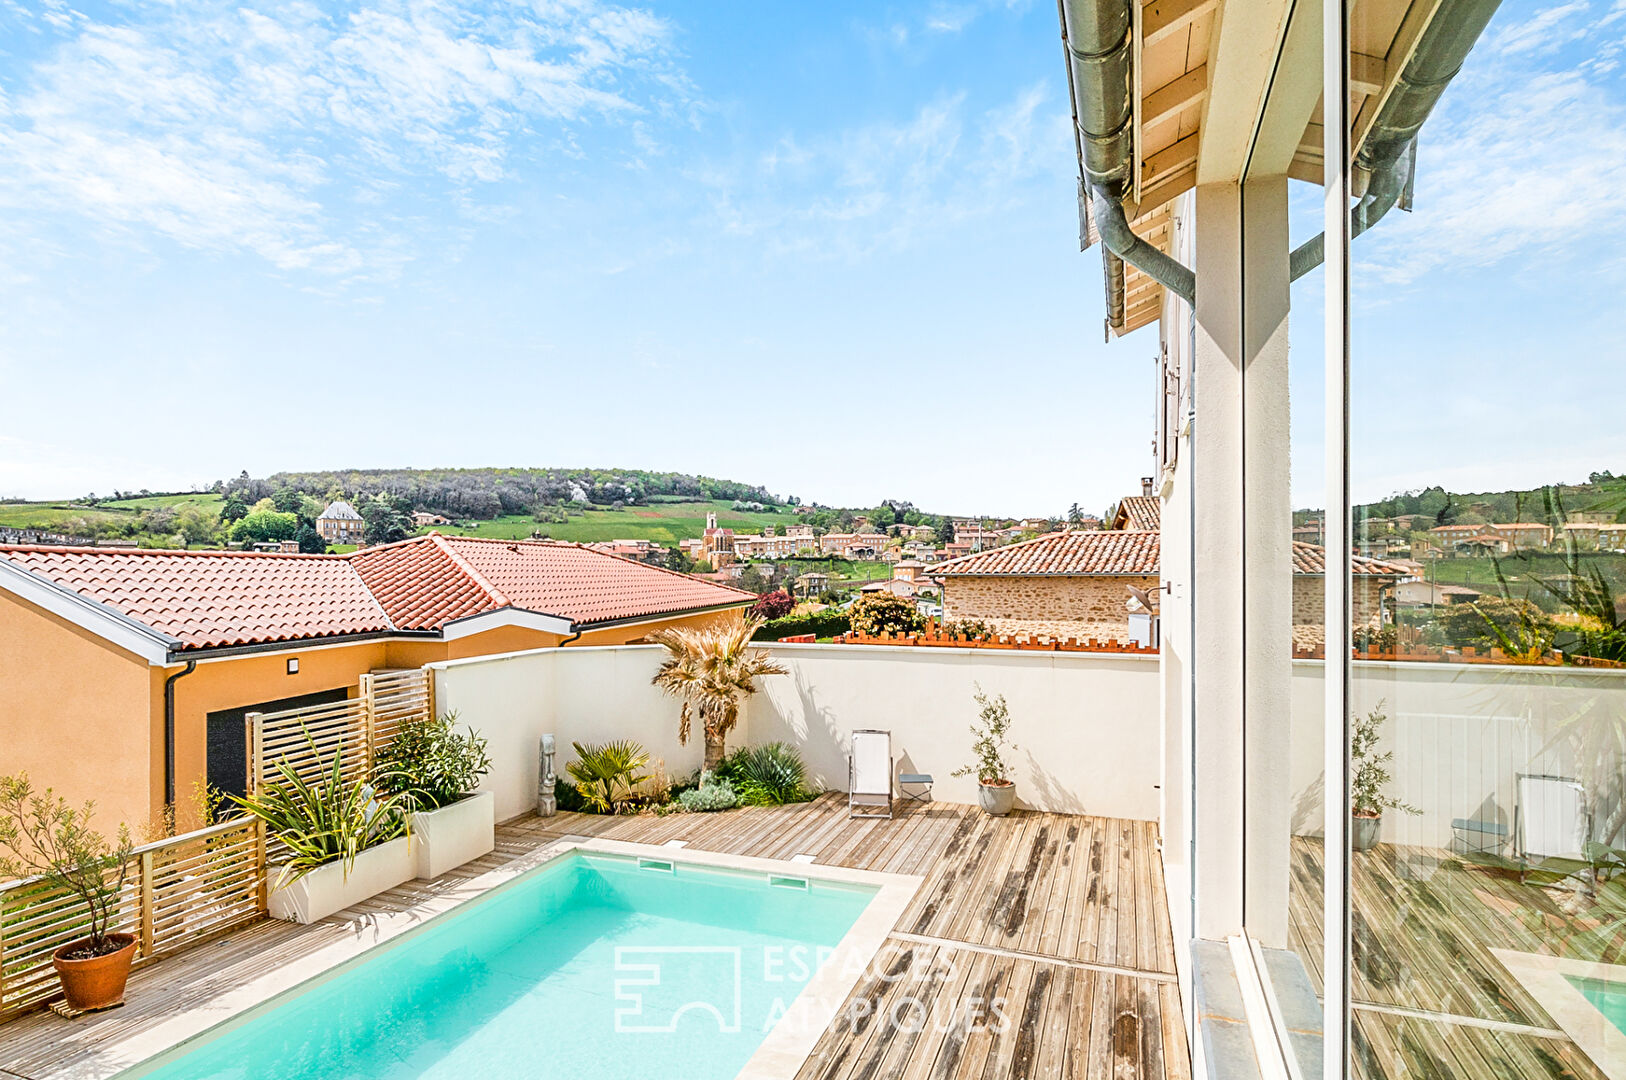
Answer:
[[230, 729, 411, 887], [649, 615, 787, 770]]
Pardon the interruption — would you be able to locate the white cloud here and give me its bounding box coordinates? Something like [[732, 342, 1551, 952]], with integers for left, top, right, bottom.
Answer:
[[1355, 17, 1626, 287], [0, 0, 686, 278], [698, 82, 1069, 259]]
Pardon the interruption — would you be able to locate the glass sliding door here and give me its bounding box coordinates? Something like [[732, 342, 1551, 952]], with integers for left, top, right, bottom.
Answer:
[[1333, 2, 1626, 1078]]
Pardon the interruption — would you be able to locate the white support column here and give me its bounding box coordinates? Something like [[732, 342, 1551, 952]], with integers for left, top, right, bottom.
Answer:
[[1186, 177, 1295, 946], [1241, 174, 1293, 950], [1190, 181, 1247, 942]]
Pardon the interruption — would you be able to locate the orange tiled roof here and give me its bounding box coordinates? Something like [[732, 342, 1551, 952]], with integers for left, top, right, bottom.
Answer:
[[0, 547, 389, 650], [931, 534, 1407, 579], [1112, 496, 1161, 531], [436, 535, 755, 625], [0, 534, 753, 653], [933, 530, 1161, 576], [1291, 542, 1409, 577]]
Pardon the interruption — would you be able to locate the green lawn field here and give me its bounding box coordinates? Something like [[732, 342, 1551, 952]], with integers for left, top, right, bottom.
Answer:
[[425, 499, 800, 544]]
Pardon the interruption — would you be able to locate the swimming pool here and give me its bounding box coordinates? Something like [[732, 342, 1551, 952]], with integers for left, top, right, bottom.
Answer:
[[116, 843, 911, 1080], [1494, 948, 1626, 1080], [1571, 974, 1626, 1036]]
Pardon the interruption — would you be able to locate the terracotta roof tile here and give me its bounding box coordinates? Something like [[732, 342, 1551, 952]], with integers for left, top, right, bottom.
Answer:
[[1291, 542, 1409, 577], [440, 535, 755, 625], [349, 535, 500, 629], [1113, 496, 1161, 531], [932, 534, 1409, 579], [933, 531, 1161, 576], [0, 547, 388, 649], [0, 534, 755, 653]]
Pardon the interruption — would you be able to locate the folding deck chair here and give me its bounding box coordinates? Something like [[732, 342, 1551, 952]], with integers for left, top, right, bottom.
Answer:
[[848, 729, 894, 819], [1514, 773, 1589, 881]]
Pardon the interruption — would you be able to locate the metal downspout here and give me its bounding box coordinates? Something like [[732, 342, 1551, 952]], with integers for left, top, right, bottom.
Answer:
[[164, 659, 198, 811], [1289, 0, 1502, 281], [1061, 0, 1197, 309]]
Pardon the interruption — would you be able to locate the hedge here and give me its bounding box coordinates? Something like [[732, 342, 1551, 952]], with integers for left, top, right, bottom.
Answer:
[[753, 609, 851, 641]]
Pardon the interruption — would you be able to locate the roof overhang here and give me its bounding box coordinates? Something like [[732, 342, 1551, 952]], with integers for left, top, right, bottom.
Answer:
[[1069, 0, 1468, 336], [571, 599, 756, 633], [0, 558, 179, 665], [440, 607, 575, 641]]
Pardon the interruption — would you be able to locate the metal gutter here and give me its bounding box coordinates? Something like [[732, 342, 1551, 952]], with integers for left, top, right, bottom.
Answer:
[[1289, 0, 1501, 281], [1060, 0, 1197, 312]]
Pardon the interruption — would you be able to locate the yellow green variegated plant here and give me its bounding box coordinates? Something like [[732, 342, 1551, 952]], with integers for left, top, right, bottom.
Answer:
[[230, 728, 410, 887]]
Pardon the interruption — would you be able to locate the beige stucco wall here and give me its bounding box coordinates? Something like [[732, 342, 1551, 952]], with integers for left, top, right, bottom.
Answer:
[[0, 591, 157, 835], [0, 594, 750, 838], [941, 574, 1158, 642]]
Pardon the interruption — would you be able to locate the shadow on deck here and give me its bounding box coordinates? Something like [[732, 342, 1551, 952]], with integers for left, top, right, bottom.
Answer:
[[0, 795, 1189, 1080]]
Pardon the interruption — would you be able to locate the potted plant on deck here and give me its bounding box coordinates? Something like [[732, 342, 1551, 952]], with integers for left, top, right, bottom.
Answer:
[[953, 686, 1019, 817], [232, 735, 415, 924], [1350, 700, 1419, 851], [0, 774, 137, 1011], [373, 713, 494, 879]]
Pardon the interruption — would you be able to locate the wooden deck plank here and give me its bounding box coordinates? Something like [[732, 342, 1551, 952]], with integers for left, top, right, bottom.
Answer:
[[2, 801, 1185, 1080]]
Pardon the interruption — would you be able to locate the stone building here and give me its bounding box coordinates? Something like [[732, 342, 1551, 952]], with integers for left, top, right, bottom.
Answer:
[[934, 530, 1161, 641], [935, 528, 1405, 644]]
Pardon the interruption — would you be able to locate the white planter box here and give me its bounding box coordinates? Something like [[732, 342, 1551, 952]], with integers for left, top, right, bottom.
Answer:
[[408, 791, 495, 880], [267, 836, 414, 924]]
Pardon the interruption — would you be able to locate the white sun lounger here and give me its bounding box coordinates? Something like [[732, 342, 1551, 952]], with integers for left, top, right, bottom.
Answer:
[[849, 729, 894, 819], [1515, 772, 1589, 879]]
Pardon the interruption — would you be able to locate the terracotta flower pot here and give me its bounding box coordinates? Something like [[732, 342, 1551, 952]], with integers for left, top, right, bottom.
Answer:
[[978, 780, 1016, 817], [52, 933, 137, 1012]]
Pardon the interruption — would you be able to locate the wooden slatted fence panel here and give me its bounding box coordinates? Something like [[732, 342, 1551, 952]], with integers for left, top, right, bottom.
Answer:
[[249, 697, 370, 795], [364, 668, 434, 752], [147, 819, 261, 957], [0, 817, 264, 1019]]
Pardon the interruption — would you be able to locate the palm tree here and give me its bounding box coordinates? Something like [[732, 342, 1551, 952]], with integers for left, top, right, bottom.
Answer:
[[648, 616, 787, 770]]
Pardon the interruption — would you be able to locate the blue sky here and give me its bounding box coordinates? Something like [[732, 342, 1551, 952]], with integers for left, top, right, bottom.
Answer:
[[0, 0, 1620, 516]]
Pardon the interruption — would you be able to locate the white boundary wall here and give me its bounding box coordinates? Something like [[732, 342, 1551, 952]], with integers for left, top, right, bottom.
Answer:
[[429, 643, 1164, 821], [748, 643, 1161, 818], [431, 644, 1625, 845], [1288, 659, 1626, 848]]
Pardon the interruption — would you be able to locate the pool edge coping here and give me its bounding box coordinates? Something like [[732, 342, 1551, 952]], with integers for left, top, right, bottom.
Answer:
[[45, 835, 922, 1080], [1492, 948, 1626, 1080]]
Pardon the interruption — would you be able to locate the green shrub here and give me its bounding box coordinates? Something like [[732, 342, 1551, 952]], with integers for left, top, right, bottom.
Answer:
[[677, 772, 738, 812], [849, 593, 924, 636], [372, 712, 491, 811], [553, 776, 586, 812], [718, 743, 814, 805], [230, 729, 411, 886], [940, 618, 995, 640], [754, 608, 851, 641], [0, 775, 134, 955], [566, 741, 650, 814]]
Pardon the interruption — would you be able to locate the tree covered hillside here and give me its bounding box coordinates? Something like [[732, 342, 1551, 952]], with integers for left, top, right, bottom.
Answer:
[[224, 467, 780, 520]]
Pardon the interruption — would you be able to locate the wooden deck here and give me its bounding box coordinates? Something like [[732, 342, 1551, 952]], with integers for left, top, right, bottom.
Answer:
[[0, 795, 1189, 1080], [1289, 837, 1610, 1080]]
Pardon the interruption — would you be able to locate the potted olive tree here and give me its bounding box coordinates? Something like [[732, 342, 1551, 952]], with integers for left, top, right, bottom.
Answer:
[[1351, 701, 1419, 851], [232, 733, 415, 924], [373, 713, 494, 879], [953, 686, 1019, 816], [0, 775, 137, 1011]]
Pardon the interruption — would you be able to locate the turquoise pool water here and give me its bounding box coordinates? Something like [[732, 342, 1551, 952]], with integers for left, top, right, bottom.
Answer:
[[1569, 974, 1626, 1034], [130, 852, 876, 1080]]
